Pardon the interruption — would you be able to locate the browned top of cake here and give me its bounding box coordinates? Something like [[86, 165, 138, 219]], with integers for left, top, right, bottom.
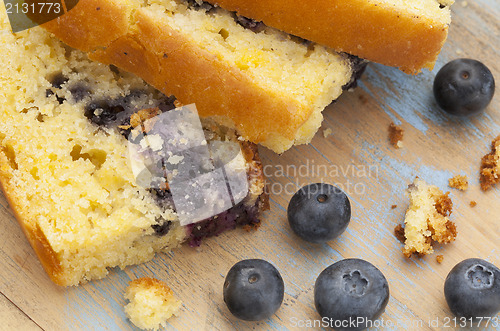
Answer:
[[389, 123, 404, 149], [480, 135, 500, 191], [448, 175, 469, 191]]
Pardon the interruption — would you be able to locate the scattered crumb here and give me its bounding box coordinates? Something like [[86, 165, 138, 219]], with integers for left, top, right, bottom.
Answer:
[[323, 128, 333, 138], [358, 94, 369, 105], [448, 175, 469, 191], [455, 49, 464, 55], [399, 178, 457, 258], [391, 204, 398, 209], [470, 201, 477, 208], [480, 135, 500, 191], [394, 224, 406, 243], [461, 1, 468, 7], [436, 255, 444, 264], [389, 123, 404, 149], [124, 278, 181, 330]]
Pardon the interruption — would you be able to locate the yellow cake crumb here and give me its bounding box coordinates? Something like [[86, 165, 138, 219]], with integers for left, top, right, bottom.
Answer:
[[480, 135, 500, 191], [436, 255, 444, 264], [125, 278, 182, 330], [323, 128, 333, 138], [399, 178, 457, 257], [448, 175, 468, 191], [470, 201, 477, 208]]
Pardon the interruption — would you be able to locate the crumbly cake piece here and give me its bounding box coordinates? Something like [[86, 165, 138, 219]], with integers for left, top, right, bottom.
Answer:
[[470, 201, 477, 208], [436, 255, 444, 264], [41, 0, 366, 154], [480, 135, 500, 191], [125, 278, 181, 330], [398, 178, 457, 257], [389, 123, 404, 149], [202, 0, 453, 73], [0, 13, 267, 285], [448, 175, 469, 191]]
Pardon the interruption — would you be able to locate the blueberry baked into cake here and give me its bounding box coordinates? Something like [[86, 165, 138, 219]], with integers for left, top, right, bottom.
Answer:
[[41, 0, 367, 153], [0, 11, 268, 286]]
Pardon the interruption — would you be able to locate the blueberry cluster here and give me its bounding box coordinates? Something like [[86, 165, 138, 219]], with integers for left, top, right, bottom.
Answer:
[[223, 181, 500, 328]]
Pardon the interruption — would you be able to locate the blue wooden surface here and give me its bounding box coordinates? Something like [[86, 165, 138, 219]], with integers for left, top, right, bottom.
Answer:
[[0, 0, 499, 330]]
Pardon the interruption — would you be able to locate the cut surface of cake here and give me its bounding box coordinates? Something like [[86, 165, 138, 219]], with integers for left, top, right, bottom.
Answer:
[[124, 277, 181, 330], [480, 135, 500, 191], [40, 0, 366, 153], [0, 11, 267, 286], [398, 178, 457, 257], [199, 0, 453, 73]]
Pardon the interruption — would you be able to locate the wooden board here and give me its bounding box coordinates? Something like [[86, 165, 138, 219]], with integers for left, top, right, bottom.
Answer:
[[0, 0, 499, 329]]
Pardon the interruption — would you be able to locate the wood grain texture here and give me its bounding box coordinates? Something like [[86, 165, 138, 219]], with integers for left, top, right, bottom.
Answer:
[[0, 0, 499, 330]]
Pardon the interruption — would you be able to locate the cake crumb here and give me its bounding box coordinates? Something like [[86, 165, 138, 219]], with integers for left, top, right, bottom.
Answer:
[[470, 201, 477, 208], [436, 255, 444, 264], [124, 278, 181, 330], [448, 175, 468, 191], [391, 204, 398, 209], [461, 1, 468, 7], [389, 123, 404, 149], [480, 135, 500, 191], [399, 178, 457, 258], [323, 128, 333, 138]]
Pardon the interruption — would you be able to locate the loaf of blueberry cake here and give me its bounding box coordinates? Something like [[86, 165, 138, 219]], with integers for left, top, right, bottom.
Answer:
[[40, 0, 366, 154], [0, 11, 267, 286], [202, 0, 454, 73]]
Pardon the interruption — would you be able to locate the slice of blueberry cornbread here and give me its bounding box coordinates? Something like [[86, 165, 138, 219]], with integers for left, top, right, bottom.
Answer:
[[41, 0, 367, 154], [397, 178, 457, 257], [0, 12, 267, 286]]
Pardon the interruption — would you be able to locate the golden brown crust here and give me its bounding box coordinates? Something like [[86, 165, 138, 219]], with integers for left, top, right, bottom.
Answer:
[[480, 135, 500, 191], [42, 1, 322, 153], [211, 0, 450, 73], [129, 277, 174, 296], [0, 153, 66, 285], [434, 192, 453, 217], [394, 224, 406, 244]]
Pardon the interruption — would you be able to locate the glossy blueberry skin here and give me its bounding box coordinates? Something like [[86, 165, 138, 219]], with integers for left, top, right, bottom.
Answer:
[[444, 258, 500, 319], [314, 259, 390, 331], [287, 183, 351, 243], [433, 58, 495, 117], [223, 259, 284, 321]]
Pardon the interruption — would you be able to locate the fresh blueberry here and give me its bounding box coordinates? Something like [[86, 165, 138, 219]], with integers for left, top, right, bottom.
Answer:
[[314, 259, 390, 331], [223, 259, 284, 321], [444, 258, 500, 319], [287, 183, 351, 243], [433, 59, 495, 116]]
